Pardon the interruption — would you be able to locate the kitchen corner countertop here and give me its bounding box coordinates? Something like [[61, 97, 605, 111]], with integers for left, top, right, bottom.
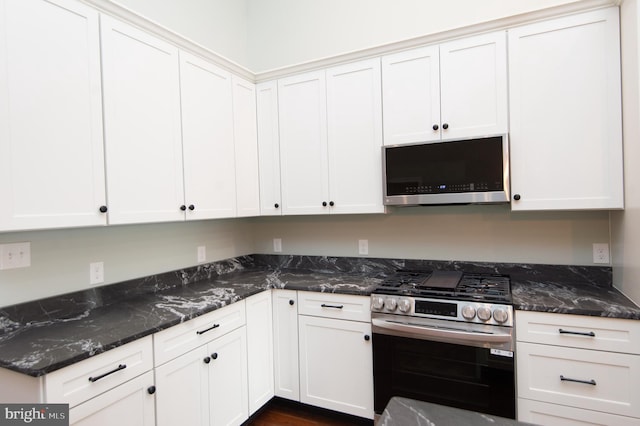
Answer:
[[1, 254, 639, 377], [377, 397, 533, 426]]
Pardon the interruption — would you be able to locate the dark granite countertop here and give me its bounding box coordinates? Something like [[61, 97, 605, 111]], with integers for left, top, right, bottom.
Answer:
[[1, 254, 638, 378], [377, 397, 533, 425]]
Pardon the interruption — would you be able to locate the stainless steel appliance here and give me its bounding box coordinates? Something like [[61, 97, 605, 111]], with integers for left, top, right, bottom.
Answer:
[[383, 134, 510, 206], [371, 270, 516, 419]]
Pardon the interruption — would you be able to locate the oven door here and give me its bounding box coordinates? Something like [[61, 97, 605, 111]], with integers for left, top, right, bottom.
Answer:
[[372, 316, 515, 419]]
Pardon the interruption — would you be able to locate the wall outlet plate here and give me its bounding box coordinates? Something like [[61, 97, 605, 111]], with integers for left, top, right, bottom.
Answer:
[[90, 261, 104, 285], [0, 242, 31, 270], [197, 246, 206, 263], [273, 238, 282, 253], [358, 239, 369, 255], [592, 243, 610, 264]]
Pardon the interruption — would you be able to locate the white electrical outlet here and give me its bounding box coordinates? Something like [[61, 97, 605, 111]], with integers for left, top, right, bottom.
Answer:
[[0, 242, 31, 270], [273, 238, 282, 253], [90, 262, 104, 285], [358, 239, 369, 255], [197, 246, 206, 263], [592, 243, 610, 264]]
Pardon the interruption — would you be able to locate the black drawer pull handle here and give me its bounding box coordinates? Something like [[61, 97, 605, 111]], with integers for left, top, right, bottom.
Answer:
[[197, 324, 220, 335], [88, 364, 126, 382], [321, 303, 343, 309], [560, 375, 596, 386], [559, 329, 596, 337]]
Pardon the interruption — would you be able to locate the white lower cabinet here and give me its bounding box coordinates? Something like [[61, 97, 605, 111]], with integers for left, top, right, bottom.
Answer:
[[0, 336, 156, 424], [297, 292, 374, 419], [272, 289, 300, 401], [69, 371, 155, 426], [155, 326, 248, 426], [246, 291, 275, 414], [516, 311, 640, 425]]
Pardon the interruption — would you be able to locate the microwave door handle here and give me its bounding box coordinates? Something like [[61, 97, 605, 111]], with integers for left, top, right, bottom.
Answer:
[[371, 318, 512, 343]]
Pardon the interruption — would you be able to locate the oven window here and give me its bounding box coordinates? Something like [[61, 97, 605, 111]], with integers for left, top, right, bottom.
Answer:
[[373, 333, 515, 419]]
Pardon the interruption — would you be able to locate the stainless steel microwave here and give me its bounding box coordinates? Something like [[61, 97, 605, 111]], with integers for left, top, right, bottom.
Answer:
[[383, 134, 510, 206]]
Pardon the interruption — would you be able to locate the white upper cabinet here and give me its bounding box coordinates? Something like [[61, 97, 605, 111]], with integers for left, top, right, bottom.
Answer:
[[382, 31, 508, 145], [180, 51, 237, 220], [382, 45, 440, 145], [100, 15, 184, 225], [0, 0, 106, 231], [439, 31, 508, 140], [233, 76, 260, 218], [278, 71, 329, 215], [256, 81, 283, 216], [277, 59, 384, 215], [509, 7, 623, 211], [326, 58, 385, 214]]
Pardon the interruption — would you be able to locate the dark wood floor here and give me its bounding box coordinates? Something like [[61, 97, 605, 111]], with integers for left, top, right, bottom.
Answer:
[[245, 398, 374, 426]]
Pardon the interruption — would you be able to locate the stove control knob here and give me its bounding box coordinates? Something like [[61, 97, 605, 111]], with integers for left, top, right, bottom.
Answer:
[[477, 306, 492, 322], [398, 298, 411, 313], [371, 296, 385, 311], [493, 308, 509, 324], [461, 305, 476, 320], [385, 298, 398, 311]]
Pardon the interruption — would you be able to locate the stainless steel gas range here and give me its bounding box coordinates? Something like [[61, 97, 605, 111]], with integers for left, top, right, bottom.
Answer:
[[371, 270, 516, 419]]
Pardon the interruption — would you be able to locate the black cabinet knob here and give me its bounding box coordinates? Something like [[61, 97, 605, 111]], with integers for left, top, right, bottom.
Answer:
[[274, 203, 279, 209], [180, 205, 187, 211], [188, 204, 195, 211], [513, 194, 521, 201], [432, 124, 439, 131], [322, 201, 327, 207], [329, 201, 335, 207], [99, 206, 108, 213], [203, 356, 211, 364], [442, 123, 449, 130], [147, 386, 156, 395], [211, 353, 218, 360], [364, 335, 371, 341], [289, 299, 295, 306]]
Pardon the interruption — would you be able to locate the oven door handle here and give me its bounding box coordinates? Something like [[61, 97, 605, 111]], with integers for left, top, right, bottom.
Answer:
[[371, 318, 512, 343]]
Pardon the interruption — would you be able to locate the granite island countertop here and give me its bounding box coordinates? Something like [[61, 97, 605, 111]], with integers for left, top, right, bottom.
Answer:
[[377, 397, 533, 426], [1, 254, 639, 378]]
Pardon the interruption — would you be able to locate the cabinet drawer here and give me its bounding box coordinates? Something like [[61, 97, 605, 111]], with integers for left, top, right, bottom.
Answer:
[[517, 341, 640, 418], [45, 336, 153, 408], [153, 301, 246, 366], [516, 310, 640, 354], [297, 292, 370, 322], [518, 398, 640, 426], [69, 370, 155, 426]]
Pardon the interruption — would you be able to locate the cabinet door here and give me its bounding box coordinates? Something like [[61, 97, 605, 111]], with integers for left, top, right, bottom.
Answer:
[[508, 8, 623, 210], [246, 291, 274, 415], [326, 59, 385, 214], [298, 315, 374, 419], [272, 290, 299, 401], [0, 0, 106, 231], [439, 31, 508, 140], [256, 81, 283, 216], [180, 51, 236, 220], [69, 371, 155, 426], [518, 398, 640, 426], [233, 76, 260, 217], [381, 45, 441, 145], [278, 71, 329, 215], [101, 15, 184, 225], [155, 346, 209, 426], [208, 327, 249, 426]]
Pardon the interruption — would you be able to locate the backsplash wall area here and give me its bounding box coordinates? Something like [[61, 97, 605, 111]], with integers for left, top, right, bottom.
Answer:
[[0, 219, 254, 307], [1, 206, 609, 308], [251, 205, 610, 265]]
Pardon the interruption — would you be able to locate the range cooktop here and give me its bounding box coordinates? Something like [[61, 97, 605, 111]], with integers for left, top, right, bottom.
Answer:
[[374, 269, 512, 304]]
